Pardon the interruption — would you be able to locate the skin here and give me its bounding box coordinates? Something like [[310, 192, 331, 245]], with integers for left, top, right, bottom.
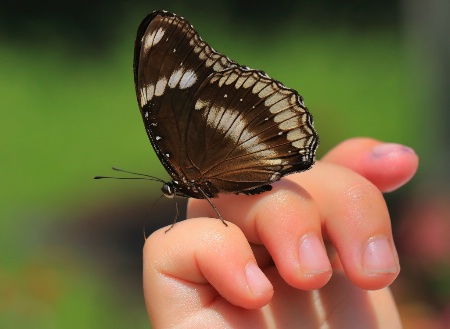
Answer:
[[143, 137, 419, 328]]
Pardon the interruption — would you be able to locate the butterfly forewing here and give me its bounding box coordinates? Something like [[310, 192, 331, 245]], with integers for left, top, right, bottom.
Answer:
[[134, 11, 236, 193], [134, 11, 319, 198]]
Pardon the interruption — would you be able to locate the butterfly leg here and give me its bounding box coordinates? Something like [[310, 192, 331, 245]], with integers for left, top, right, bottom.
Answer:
[[197, 187, 228, 227], [165, 200, 180, 233]]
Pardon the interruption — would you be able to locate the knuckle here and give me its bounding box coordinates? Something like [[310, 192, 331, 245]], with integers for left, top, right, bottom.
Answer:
[[341, 181, 386, 223], [343, 181, 382, 204]]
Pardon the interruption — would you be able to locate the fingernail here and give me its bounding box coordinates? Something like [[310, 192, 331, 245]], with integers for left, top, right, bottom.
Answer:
[[363, 236, 399, 275], [373, 143, 414, 157], [299, 234, 331, 275], [245, 262, 272, 296]]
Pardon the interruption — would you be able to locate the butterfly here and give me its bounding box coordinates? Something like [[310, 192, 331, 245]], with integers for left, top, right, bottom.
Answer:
[[98, 10, 319, 226]]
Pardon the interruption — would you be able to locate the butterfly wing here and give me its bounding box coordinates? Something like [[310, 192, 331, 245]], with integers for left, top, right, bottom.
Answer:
[[133, 11, 236, 197], [134, 10, 319, 198], [182, 68, 319, 194]]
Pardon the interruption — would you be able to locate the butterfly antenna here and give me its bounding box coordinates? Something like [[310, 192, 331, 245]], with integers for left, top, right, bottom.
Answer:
[[94, 176, 155, 180], [94, 167, 166, 183], [111, 167, 166, 183]]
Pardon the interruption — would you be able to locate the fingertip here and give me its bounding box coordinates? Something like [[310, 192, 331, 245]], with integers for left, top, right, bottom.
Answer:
[[195, 220, 274, 308], [244, 262, 274, 305], [371, 143, 415, 158], [297, 233, 333, 282], [361, 236, 400, 277], [143, 218, 273, 311], [367, 143, 419, 192], [248, 184, 332, 291], [336, 234, 400, 290], [322, 138, 419, 192]]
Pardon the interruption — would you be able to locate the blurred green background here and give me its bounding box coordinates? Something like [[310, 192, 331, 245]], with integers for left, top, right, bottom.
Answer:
[[1, 0, 449, 328]]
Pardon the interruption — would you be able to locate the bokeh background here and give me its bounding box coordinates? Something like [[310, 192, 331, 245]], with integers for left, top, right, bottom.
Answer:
[[1, 0, 449, 328]]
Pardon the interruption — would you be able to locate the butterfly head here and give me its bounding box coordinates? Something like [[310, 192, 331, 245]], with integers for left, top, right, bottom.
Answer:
[[161, 182, 176, 199]]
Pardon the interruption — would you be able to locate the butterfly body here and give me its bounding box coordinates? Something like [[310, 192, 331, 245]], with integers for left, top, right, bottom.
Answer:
[[134, 10, 319, 200]]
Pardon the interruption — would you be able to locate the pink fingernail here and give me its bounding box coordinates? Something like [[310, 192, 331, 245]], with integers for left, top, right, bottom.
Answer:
[[373, 143, 414, 157], [299, 234, 331, 276], [363, 236, 399, 275], [245, 263, 272, 296]]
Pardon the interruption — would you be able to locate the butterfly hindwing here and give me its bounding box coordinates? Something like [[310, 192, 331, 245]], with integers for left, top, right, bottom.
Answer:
[[183, 68, 318, 194]]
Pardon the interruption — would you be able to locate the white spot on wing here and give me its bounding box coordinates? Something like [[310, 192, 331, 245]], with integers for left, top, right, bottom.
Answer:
[[235, 77, 245, 89], [155, 77, 167, 96], [273, 109, 297, 123], [168, 69, 183, 88], [154, 28, 165, 44], [179, 70, 197, 89], [265, 92, 288, 107], [225, 72, 239, 85], [258, 84, 274, 98], [213, 61, 225, 71], [194, 45, 202, 53], [252, 81, 267, 94], [243, 75, 257, 88], [202, 106, 278, 160], [205, 57, 215, 67], [218, 76, 227, 87], [195, 99, 210, 110], [143, 28, 165, 51], [292, 139, 307, 148], [279, 117, 300, 130], [270, 172, 281, 181], [287, 129, 303, 143], [140, 84, 155, 105]]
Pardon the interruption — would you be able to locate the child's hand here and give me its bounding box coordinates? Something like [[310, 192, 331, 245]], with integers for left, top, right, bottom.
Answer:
[[143, 137, 418, 328]]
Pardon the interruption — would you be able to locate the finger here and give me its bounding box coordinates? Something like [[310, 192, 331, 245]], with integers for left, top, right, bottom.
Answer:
[[143, 218, 273, 327], [322, 137, 419, 192], [187, 138, 414, 291], [291, 162, 400, 290], [188, 180, 333, 291], [319, 271, 401, 328], [265, 269, 401, 328]]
